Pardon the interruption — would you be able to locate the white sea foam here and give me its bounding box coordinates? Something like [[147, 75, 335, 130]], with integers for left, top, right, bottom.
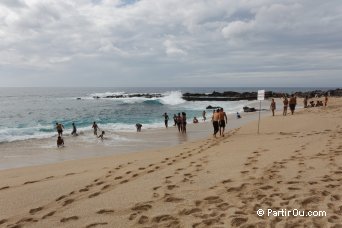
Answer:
[[85, 90, 186, 106], [0, 125, 56, 143]]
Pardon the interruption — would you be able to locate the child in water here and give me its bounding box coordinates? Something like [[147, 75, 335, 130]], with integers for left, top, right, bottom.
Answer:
[[98, 131, 105, 140], [57, 136, 64, 147]]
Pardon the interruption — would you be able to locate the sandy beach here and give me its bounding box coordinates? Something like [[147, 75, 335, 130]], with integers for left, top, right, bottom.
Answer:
[[0, 98, 341, 228]]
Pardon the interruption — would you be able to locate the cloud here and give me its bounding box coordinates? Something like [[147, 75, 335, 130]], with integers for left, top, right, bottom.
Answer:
[[0, 0, 342, 86]]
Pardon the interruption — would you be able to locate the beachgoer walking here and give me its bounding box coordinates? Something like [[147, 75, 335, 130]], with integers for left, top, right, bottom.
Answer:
[[202, 110, 206, 121], [71, 122, 77, 136], [163, 112, 169, 128], [325, 94, 328, 107], [270, 99, 276, 116], [212, 109, 220, 137], [219, 108, 228, 137], [283, 96, 289, 116], [57, 136, 64, 147], [56, 122, 64, 137], [289, 94, 297, 115], [92, 121, 99, 136], [181, 112, 187, 134]]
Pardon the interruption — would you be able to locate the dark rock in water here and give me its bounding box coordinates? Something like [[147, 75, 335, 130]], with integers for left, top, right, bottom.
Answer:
[[206, 105, 222, 110], [243, 107, 257, 112], [76, 98, 81, 100]]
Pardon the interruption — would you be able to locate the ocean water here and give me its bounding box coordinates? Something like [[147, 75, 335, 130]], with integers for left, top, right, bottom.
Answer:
[[0, 87, 334, 143]]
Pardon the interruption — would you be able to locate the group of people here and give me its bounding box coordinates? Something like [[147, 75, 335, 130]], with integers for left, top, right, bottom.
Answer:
[[269, 94, 329, 117], [269, 95, 297, 117], [304, 94, 328, 108], [161, 108, 228, 137], [55, 121, 105, 147], [211, 108, 228, 137]]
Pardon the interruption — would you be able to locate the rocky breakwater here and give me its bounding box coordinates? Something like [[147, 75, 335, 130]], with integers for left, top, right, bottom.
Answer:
[[182, 88, 342, 101]]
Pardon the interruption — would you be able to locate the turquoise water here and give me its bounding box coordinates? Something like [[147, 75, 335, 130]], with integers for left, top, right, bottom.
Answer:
[[0, 87, 334, 143]]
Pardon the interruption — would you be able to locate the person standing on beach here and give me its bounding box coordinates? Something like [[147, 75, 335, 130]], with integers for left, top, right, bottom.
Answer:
[[176, 113, 182, 132], [202, 110, 206, 121], [304, 96, 308, 108], [270, 99, 276, 116], [289, 94, 297, 115], [92, 121, 99, 136], [181, 112, 187, 134], [162, 112, 169, 128], [212, 109, 220, 137], [173, 114, 177, 126], [71, 122, 77, 136], [283, 96, 289, 116], [325, 94, 329, 107], [219, 108, 228, 137], [56, 122, 64, 137]]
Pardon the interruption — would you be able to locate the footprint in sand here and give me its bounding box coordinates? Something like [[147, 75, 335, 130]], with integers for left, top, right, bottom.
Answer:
[[56, 195, 67, 202], [63, 199, 75, 206], [101, 185, 111, 190], [164, 196, 184, 202], [167, 185, 178, 190], [178, 208, 202, 215], [42, 211, 56, 219], [60, 216, 78, 223], [29, 207, 44, 215], [97, 209, 114, 214], [86, 222, 108, 228], [137, 215, 149, 224], [131, 202, 152, 212]]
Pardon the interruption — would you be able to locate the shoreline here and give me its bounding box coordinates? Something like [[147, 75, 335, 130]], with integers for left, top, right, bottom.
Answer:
[[0, 108, 273, 171]]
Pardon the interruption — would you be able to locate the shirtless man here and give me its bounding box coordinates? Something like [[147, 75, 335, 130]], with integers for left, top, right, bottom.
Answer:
[[324, 94, 328, 107], [219, 108, 228, 137], [289, 95, 297, 115], [212, 109, 220, 138], [55, 122, 64, 137]]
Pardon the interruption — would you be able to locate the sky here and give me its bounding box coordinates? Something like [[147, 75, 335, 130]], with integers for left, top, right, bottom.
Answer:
[[1, 0, 342, 87]]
